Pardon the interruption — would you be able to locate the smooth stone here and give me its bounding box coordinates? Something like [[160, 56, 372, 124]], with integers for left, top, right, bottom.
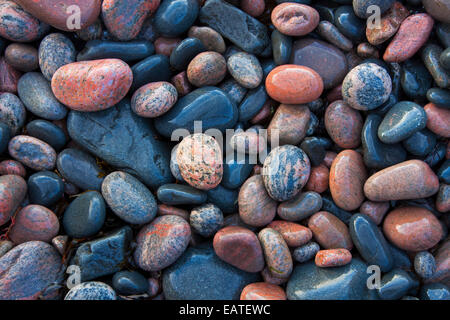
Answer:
[[287, 258, 371, 300], [187, 51, 227, 87], [436, 23, 450, 48], [342, 63, 392, 111], [227, 52, 263, 89], [155, 37, 182, 56], [427, 88, 450, 109], [441, 48, 450, 70], [315, 248, 352, 267], [56, 148, 105, 191], [0, 241, 63, 300], [353, 0, 394, 18], [364, 160, 439, 201], [238, 85, 268, 122], [403, 129, 436, 157], [290, 38, 347, 89], [17, 72, 67, 120], [325, 100, 362, 148], [438, 160, 450, 184], [134, 215, 191, 271], [219, 79, 248, 105], [131, 81, 178, 118], [102, 171, 157, 224], [65, 282, 116, 300], [4, 43, 38, 72], [170, 37, 206, 70], [316, 20, 353, 52], [349, 214, 393, 272], [378, 101, 427, 144], [377, 269, 417, 300], [162, 244, 260, 300], [258, 228, 293, 279], [420, 283, 450, 300], [27, 171, 63, 207], [308, 211, 353, 250], [362, 114, 407, 169], [206, 184, 239, 214], [267, 221, 312, 247], [334, 5, 366, 42], [190, 203, 223, 237], [436, 184, 450, 213], [422, 44, 449, 89], [213, 226, 264, 273], [359, 200, 390, 225], [0, 93, 26, 135], [422, 0, 450, 24], [155, 87, 237, 138], [171, 71, 192, 97], [261, 59, 277, 78], [0, 175, 27, 226], [131, 54, 172, 91], [300, 137, 327, 167], [321, 195, 352, 224], [8, 135, 56, 171], [112, 271, 148, 295], [241, 283, 286, 300], [26, 120, 67, 151], [157, 183, 207, 205], [0, 240, 13, 258], [154, 0, 199, 37], [70, 226, 132, 281], [272, 30, 292, 66], [293, 242, 320, 263], [67, 99, 173, 190], [383, 206, 443, 252], [38, 33, 76, 81], [400, 59, 433, 100], [78, 40, 155, 63], [188, 26, 226, 53], [62, 191, 106, 238], [268, 104, 310, 146], [239, 175, 277, 227], [277, 191, 322, 221], [271, 3, 319, 36], [414, 251, 436, 279], [221, 152, 253, 189], [424, 103, 450, 138], [51, 59, 133, 112]]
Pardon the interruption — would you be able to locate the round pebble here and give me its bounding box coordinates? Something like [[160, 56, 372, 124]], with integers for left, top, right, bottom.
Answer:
[[271, 3, 319, 36], [258, 228, 293, 279], [227, 52, 263, 89], [190, 203, 223, 237], [308, 211, 353, 250], [186, 51, 226, 87], [4, 43, 38, 72], [325, 100, 363, 148]]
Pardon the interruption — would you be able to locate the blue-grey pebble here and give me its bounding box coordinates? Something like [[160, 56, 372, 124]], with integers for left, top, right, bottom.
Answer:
[[402, 129, 436, 157], [206, 184, 239, 214], [420, 283, 450, 300], [219, 79, 247, 105], [0, 93, 26, 135], [293, 242, 320, 263], [170, 37, 206, 71], [190, 203, 223, 237], [154, 0, 199, 37], [157, 183, 207, 206], [112, 271, 149, 295], [28, 171, 64, 207], [0, 122, 10, 154], [414, 251, 436, 279], [26, 120, 67, 151], [65, 282, 116, 300], [38, 33, 76, 81], [377, 269, 418, 300]]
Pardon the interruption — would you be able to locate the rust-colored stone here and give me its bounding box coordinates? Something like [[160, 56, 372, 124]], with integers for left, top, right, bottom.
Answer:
[[305, 164, 329, 193], [325, 100, 363, 149], [308, 211, 353, 250], [315, 249, 352, 267], [323, 151, 337, 168], [424, 103, 450, 138], [267, 104, 310, 146], [271, 3, 319, 36], [267, 221, 312, 247], [240, 282, 286, 300], [171, 71, 192, 97], [258, 228, 293, 279], [359, 201, 390, 225]]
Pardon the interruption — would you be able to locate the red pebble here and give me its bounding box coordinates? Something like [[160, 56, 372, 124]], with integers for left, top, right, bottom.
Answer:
[[0, 160, 26, 177], [315, 249, 352, 267], [241, 0, 265, 18], [267, 220, 312, 247], [359, 201, 390, 225], [305, 164, 329, 193], [240, 282, 286, 300]]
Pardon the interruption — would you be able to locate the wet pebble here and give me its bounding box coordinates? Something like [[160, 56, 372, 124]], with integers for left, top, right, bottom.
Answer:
[[38, 33, 76, 81], [414, 251, 436, 279], [131, 81, 178, 118], [65, 282, 116, 301], [187, 51, 227, 87], [308, 211, 353, 250], [258, 228, 293, 279], [271, 3, 319, 36], [227, 52, 263, 89], [277, 191, 322, 221], [267, 221, 312, 247], [190, 203, 223, 237], [424, 103, 450, 138], [170, 37, 206, 71], [154, 0, 199, 38], [293, 242, 320, 263], [402, 129, 436, 157], [112, 271, 149, 296], [26, 120, 67, 151], [188, 26, 226, 53], [315, 249, 352, 268], [240, 282, 286, 300], [359, 200, 389, 225], [4, 43, 38, 72], [325, 100, 362, 148], [8, 135, 56, 171]]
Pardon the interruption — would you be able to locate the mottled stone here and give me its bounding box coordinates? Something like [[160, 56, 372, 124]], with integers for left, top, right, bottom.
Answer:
[[76, 19, 103, 41], [366, 2, 408, 45], [0, 93, 25, 135], [305, 165, 329, 194], [315, 249, 352, 267], [131, 81, 177, 118], [277, 191, 322, 221], [8, 135, 56, 171], [241, 282, 286, 300], [230, 131, 266, 155], [267, 221, 312, 247], [188, 26, 226, 53], [38, 33, 76, 81], [422, 44, 449, 89], [271, 3, 319, 36], [171, 71, 192, 97], [5, 43, 38, 72], [293, 242, 320, 263], [267, 104, 310, 146], [420, 283, 450, 300], [359, 201, 389, 225], [227, 52, 263, 89], [187, 51, 227, 87], [424, 103, 450, 138], [190, 203, 223, 237], [308, 211, 353, 250], [423, 0, 450, 24], [325, 100, 362, 148], [436, 184, 450, 213], [65, 282, 116, 300], [414, 251, 436, 279], [0, 175, 26, 226], [0, 160, 25, 177], [258, 228, 292, 279], [0, 58, 21, 93]]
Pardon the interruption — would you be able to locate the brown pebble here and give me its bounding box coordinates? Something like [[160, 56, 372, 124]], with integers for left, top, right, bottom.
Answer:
[[315, 249, 352, 267], [359, 201, 390, 225], [267, 220, 312, 247], [267, 104, 310, 146], [424, 103, 450, 138], [188, 26, 226, 53], [187, 51, 227, 87], [171, 71, 192, 97], [305, 164, 329, 194], [357, 42, 379, 59], [323, 151, 337, 168], [325, 100, 363, 149], [157, 204, 189, 221], [154, 37, 181, 56], [308, 211, 353, 250], [4, 43, 38, 72]]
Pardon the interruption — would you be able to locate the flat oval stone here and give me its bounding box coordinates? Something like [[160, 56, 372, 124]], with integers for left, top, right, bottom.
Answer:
[[271, 3, 319, 36], [0, 93, 26, 135], [190, 203, 223, 237], [27, 171, 63, 207], [263, 145, 311, 202], [213, 226, 264, 273], [9, 205, 59, 245], [65, 282, 116, 300], [267, 221, 312, 247], [377, 269, 417, 300], [266, 64, 323, 104], [0, 175, 27, 226], [239, 175, 277, 227], [403, 129, 436, 157], [102, 171, 157, 225], [349, 214, 393, 272], [330, 150, 367, 211], [277, 191, 322, 221], [112, 271, 148, 295], [134, 215, 191, 271], [423, 0, 450, 24], [289, 38, 348, 89], [0, 241, 62, 300], [187, 51, 227, 87], [5, 43, 38, 72], [154, 0, 199, 37], [364, 160, 439, 201], [38, 33, 76, 81], [401, 59, 433, 100], [77, 40, 155, 63], [170, 37, 206, 71], [342, 63, 392, 111], [17, 72, 67, 121], [131, 54, 171, 91], [51, 59, 133, 112], [425, 103, 450, 138], [157, 183, 207, 205], [155, 87, 237, 138], [241, 282, 286, 300], [325, 100, 362, 148], [422, 44, 449, 89], [383, 14, 434, 63], [383, 206, 443, 252], [8, 135, 56, 171], [267, 104, 310, 146], [0, 160, 25, 177], [62, 191, 106, 238], [26, 120, 67, 151], [67, 99, 173, 190], [56, 148, 104, 191], [334, 5, 366, 42], [131, 81, 178, 118], [308, 211, 353, 250], [227, 52, 263, 89], [102, 0, 158, 41], [293, 242, 320, 263], [427, 88, 450, 109], [188, 26, 226, 53], [258, 228, 293, 279], [163, 244, 259, 300], [414, 251, 436, 279], [315, 249, 352, 267]]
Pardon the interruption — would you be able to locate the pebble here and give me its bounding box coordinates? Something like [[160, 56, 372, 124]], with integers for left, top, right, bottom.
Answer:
[[330, 150, 367, 211], [190, 204, 223, 237], [427, 88, 450, 109], [51, 235, 67, 255], [0, 58, 21, 94], [334, 5, 365, 42], [400, 59, 433, 100], [17, 72, 67, 121], [154, 37, 181, 57], [353, 0, 394, 18], [78, 40, 155, 63], [403, 129, 436, 157], [377, 269, 417, 300], [0, 240, 13, 258], [9, 205, 59, 244], [112, 271, 149, 295], [241, 0, 265, 17], [440, 48, 450, 70], [422, 0, 450, 24], [436, 184, 450, 213], [227, 52, 263, 89], [277, 191, 322, 221], [271, 3, 319, 36], [0, 122, 9, 153], [102, 171, 157, 225], [134, 215, 191, 272], [0, 160, 26, 177], [76, 19, 103, 41], [359, 200, 390, 225], [131, 81, 178, 118], [132, 54, 172, 91], [424, 103, 450, 138], [26, 120, 66, 151], [238, 85, 268, 122], [188, 26, 226, 53], [4, 43, 38, 72], [342, 63, 392, 110], [157, 183, 206, 205], [157, 204, 189, 221], [422, 44, 449, 89], [300, 137, 328, 167], [154, 0, 199, 38], [266, 65, 323, 104], [315, 249, 352, 267], [65, 282, 116, 301], [293, 242, 320, 263], [316, 20, 353, 52], [420, 283, 450, 300], [171, 71, 192, 97], [325, 100, 362, 148], [258, 228, 293, 279], [240, 283, 286, 300], [308, 211, 353, 250], [170, 38, 206, 71], [364, 160, 439, 201], [0, 93, 26, 135], [414, 251, 436, 279], [383, 206, 443, 252], [51, 59, 133, 112], [383, 14, 434, 63], [8, 135, 56, 171], [187, 51, 227, 87], [267, 221, 312, 247], [38, 33, 76, 81], [213, 226, 265, 273], [0, 174, 27, 226], [62, 191, 106, 238], [271, 30, 292, 66], [0, 241, 63, 300], [56, 148, 104, 191]]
